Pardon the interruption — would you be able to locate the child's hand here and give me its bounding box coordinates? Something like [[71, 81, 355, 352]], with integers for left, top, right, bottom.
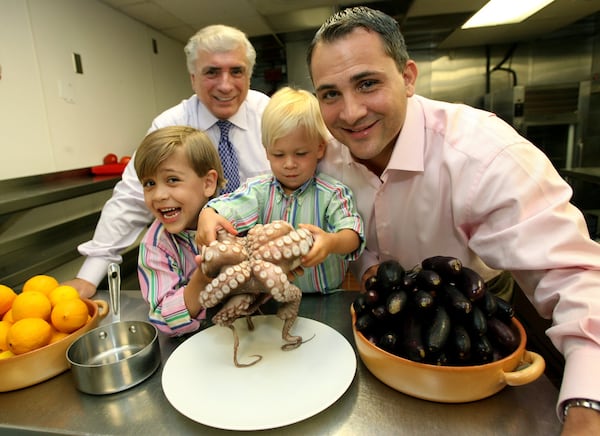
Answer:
[[298, 223, 332, 267], [196, 207, 237, 247]]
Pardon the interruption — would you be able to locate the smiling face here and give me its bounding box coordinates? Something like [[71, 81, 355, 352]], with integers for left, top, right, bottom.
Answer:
[[141, 147, 217, 233], [267, 126, 325, 195], [190, 45, 250, 120], [310, 27, 417, 175]]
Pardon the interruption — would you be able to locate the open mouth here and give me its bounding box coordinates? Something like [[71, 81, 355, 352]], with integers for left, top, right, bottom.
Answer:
[[159, 207, 181, 220]]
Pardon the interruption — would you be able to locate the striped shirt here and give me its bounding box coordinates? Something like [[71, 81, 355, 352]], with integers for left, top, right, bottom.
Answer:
[[206, 172, 365, 294], [138, 221, 205, 336]]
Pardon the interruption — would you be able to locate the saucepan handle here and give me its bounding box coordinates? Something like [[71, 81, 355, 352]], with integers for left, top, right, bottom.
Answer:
[[108, 263, 121, 321]]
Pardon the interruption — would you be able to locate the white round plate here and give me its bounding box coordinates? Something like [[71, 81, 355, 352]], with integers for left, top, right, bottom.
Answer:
[[161, 315, 356, 431]]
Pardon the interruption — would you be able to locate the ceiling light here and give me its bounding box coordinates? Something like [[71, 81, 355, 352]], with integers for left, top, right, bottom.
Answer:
[[461, 0, 555, 29]]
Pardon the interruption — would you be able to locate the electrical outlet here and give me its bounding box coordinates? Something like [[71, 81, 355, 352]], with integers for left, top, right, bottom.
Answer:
[[58, 80, 75, 104]]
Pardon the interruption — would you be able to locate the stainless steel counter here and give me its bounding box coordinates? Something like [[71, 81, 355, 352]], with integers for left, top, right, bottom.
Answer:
[[0, 290, 561, 435]]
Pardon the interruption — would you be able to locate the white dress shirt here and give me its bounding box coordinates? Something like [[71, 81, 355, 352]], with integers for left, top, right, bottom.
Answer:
[[319, 94, 600, 417], [77, 91, 270, 285]]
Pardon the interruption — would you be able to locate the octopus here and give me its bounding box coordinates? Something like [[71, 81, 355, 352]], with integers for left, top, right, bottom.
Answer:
[[198, 220, 314, 367]]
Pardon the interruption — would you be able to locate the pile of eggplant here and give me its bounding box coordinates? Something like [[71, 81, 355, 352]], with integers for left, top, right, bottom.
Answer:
[[353, 256, 519, 366]]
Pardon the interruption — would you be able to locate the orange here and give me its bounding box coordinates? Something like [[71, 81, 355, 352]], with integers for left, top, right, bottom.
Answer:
[[22, 275, 59, 296], [11, 291, 52, 322], [7, 318, 52, 354], [0, 285, 17, 316], [51, 298, 89, 333], [48, 285, 80, 308], [49, 327, 69, 344], [3, 309, 14, 323], [0, 320, 11, 351], [0, 350, 15, 360]]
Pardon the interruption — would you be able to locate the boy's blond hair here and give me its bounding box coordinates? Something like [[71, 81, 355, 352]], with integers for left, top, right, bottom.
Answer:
[[261, 86, 330, 149], [134, 126, 225, 194]]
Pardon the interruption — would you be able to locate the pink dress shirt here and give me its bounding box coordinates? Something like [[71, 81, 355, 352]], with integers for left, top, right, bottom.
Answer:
[[319, 94, 600, 416]]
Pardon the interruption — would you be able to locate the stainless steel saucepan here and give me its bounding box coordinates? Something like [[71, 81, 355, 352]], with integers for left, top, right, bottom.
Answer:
[[66, 263, 161, 395]]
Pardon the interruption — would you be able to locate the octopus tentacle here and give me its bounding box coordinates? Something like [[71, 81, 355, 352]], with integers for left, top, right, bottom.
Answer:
[[201, 238, 248, 277], [212, 294, 262, 367]]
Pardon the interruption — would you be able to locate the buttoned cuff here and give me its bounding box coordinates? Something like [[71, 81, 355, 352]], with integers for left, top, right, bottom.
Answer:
[[557, 347, 600, 421], [77, 256, 114, 287]]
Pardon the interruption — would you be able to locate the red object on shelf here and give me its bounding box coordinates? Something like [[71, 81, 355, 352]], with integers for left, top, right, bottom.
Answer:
[[91, 163, 126, 175]]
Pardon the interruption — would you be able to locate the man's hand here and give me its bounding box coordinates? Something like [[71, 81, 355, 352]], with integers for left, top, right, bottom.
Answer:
[[195, 207, 237, 247], [61, 278, 97, 299], [562, 406, 600, 435]]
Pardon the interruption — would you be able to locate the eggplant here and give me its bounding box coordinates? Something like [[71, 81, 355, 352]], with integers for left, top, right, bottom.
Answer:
[[412, 289, 435, 314], [487, 317, 519, 354], [386, 290, 408, 316], [376, 259, 405, 295], [442, 283, 473, 319], [493, 295, 515, 323], [352, 294, 369, 317], [449, 324, 471, 362], [476, 289, 498, 317], [458, 267, 486, 302], [421, 255, 462, 280], [415, 269, 442, 293], [365, 289, 380, 307], [355, 313, 375, 334], [472, 334, 494, 364], [378, 330, 400, 354], [425, 306, 452, 354], [364, 275, 378, 292], [468, 306, 488, 337], [403, 313, 426, 362], [370, 304, 389, 322]]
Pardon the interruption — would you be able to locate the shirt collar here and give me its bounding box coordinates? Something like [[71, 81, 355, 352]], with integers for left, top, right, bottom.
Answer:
[[386, 96, 425, 173], [194, 96, 250, 131], [272, 175, 314, 204]]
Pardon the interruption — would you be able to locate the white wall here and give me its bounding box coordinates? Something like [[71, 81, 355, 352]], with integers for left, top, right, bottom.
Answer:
[[0, 0, 191, 180]]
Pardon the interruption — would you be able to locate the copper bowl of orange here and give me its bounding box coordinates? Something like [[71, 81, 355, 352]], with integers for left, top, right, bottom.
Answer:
[[0, 299, 109, 392], [351, 306, 545, 403]]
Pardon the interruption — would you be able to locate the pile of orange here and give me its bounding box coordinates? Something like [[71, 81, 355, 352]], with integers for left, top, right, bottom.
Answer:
[[0, 275, 89, 359]]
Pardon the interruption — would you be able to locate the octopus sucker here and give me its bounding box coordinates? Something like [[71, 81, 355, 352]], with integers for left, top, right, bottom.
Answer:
[[299, 240, 310, 255], [197, 220, 314, 367]]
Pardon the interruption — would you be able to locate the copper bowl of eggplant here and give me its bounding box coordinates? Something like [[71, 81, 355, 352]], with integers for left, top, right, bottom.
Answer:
[[351, 257, 545, 403]]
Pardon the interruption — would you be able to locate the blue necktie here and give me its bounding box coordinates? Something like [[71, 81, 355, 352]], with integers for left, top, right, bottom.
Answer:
[[216, 120, 240, 194]]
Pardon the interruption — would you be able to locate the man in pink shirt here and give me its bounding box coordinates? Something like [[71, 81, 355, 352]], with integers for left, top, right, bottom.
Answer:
[[309, 6, 600, 433]]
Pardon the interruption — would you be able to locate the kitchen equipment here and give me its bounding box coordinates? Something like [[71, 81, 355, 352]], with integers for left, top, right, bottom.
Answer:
[[66, 320, 160, 395], [0, 298, 109, 392], [66, 264, 160, 395], [108, 262, 120, 322], [162, 315, 356, 431], [351, 306, 545, 403]]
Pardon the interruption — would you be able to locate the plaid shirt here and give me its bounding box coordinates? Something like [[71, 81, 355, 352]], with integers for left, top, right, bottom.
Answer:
[[206, 172, 365, 294]]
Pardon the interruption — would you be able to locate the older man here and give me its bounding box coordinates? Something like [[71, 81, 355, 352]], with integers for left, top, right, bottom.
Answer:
[[64, 25, 270, 298]]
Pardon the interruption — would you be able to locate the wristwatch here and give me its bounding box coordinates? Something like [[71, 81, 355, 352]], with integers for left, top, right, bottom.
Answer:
[[562, 398, 600, 420]]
